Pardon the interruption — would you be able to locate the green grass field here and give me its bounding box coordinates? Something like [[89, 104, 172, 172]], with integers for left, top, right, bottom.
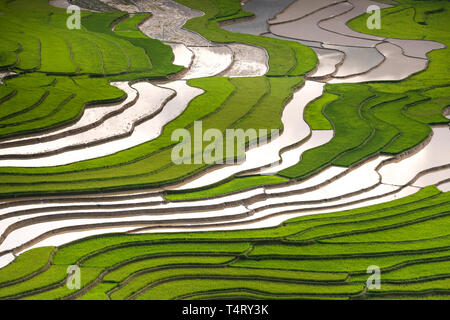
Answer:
[[0, 76, 303, 196], [174, 0, 318, 77], [0, 0, 448, 301], [0, 0, 316, 197], [2, 0, 445, 195], [0, 187, 448, 300], [0, 0, 184, 140], [278, 0, 449, 178]]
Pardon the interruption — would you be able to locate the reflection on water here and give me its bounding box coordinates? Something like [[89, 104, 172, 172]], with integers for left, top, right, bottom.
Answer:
[[330, 42, 428, 83], [414, 167, 450, 187], [0, 253, 14, 269], [318, 0, 390, 41], [0, 82, 136, 145], [438, 181, 450, 192], [265, 166, 346, 194], [325, 44, 384, 78], [0, 205, 249, 252], [309, 48, 344, 78], [269, 0, 443, 84], [137, 0, 210, 46], [183, 46, 233, 79], [387, 38, 445, 59], [379, 127, 450, 186], [2, 0, 449, 263], [250, 156, 388, 209], [175, 81, 325, 190], [259, 130, 334, 174], [270, 2, 380, 47], [167, 43, 194, 68], [0, 83, 174, 166], [270, 0, 346, 25], [264, 32, 323, 48], [221, 43, 268, 77], [222, 0, 295, 35], [131, 185, 418, 234], [0, 81, 203, 167]]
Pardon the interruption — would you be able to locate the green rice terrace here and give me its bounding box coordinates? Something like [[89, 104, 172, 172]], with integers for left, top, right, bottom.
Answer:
[[0, 0, 448, 300]]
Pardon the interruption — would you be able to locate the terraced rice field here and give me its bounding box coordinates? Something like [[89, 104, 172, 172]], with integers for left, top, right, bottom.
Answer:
[[0, 0, 448, 300]]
